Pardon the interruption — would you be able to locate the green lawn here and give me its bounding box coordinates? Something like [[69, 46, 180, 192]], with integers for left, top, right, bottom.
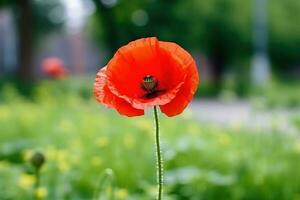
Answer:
[[0, 79, 300, 200]]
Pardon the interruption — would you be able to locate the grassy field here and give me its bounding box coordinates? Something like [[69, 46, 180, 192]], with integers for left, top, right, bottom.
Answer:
[[0, 79, 300, 200]]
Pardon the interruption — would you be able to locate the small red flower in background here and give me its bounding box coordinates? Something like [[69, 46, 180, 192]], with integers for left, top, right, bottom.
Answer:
[[94, 37, 199, 117], [42, 57, 68, 78]]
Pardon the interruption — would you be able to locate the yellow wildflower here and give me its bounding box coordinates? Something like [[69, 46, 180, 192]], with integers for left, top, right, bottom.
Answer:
[[115, 188, 129, 200], [34, 187, 48, 199], [19, 173, 35, 189], [55, 150, 70, 172]]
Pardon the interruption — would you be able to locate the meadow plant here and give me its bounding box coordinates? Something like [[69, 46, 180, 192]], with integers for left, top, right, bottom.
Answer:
[[93, 37, 199, 199]]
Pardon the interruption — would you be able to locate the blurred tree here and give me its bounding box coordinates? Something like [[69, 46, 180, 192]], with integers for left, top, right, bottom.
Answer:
[[89, 0, 299, 84], [91, 0, 147, 59], [174, 0, 252, 89], [269, 0, 300, 76], [91, 0, 119, 55], [18, 0, 33, 82], [89, 0, 251, 87], [0, 0, 63, 83]]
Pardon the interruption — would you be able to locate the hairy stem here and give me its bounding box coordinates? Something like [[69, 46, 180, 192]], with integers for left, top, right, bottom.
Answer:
[[153, 106, 163, 200]]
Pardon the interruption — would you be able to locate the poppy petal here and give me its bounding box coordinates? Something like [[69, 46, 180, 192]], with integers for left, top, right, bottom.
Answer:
[[158, 41, 195, 71], [160, 63, 199, 116], [106, 37, 162, 98], [159, 42, 199, 117], [94, 37, 199, 117], [106, 37, 189, 109], [94, 67, 144, 117]]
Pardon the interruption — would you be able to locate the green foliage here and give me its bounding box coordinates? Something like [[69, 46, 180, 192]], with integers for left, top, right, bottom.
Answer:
[[251, 81, 300, 109], [0, 0, 63, 43], [0, 79, 300, 199], [269, 0, 300, 69], [0, 0, 17, 7], [89, 0, 300, 74], [31, 0, 64, 42]]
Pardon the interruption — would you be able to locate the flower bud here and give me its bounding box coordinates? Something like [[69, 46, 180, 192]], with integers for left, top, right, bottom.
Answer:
[[30, 152, 46, 169]]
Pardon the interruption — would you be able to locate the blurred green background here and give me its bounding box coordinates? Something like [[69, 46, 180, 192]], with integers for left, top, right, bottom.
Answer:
[[0, 0, 299, 199]]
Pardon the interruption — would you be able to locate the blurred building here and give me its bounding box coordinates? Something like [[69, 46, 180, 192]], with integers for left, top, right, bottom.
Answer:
[[0, 8, 17, 75]]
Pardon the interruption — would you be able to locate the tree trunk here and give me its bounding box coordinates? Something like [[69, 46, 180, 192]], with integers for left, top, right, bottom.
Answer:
[[211, 47, 225, 91], [18, 0, 33, 82]]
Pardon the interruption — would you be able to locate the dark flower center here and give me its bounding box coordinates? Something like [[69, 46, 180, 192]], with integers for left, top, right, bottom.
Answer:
[[142, 75, 158, 92], [141, 75, 159, 98]]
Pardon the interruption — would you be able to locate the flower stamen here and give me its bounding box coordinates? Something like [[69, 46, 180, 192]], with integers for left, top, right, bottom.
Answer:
[[141, 75, 158, 93]]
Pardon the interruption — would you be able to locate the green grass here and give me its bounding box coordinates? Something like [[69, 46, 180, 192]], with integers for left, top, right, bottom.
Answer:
[[251, 81, 300, 109], [0, 79, 300, 200]]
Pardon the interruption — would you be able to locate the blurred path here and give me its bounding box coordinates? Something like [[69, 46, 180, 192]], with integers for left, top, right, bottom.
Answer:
[[189, 99, 299, 134]]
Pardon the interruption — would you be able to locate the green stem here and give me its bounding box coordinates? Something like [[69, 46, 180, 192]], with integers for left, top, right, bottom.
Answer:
[[34, 168, 40, 200], [153, 106, 163, 200]]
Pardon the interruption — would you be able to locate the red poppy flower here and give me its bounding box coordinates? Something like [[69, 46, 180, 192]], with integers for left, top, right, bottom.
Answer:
[[94, 37, 199, 117], [42, 57, 68, 78]]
